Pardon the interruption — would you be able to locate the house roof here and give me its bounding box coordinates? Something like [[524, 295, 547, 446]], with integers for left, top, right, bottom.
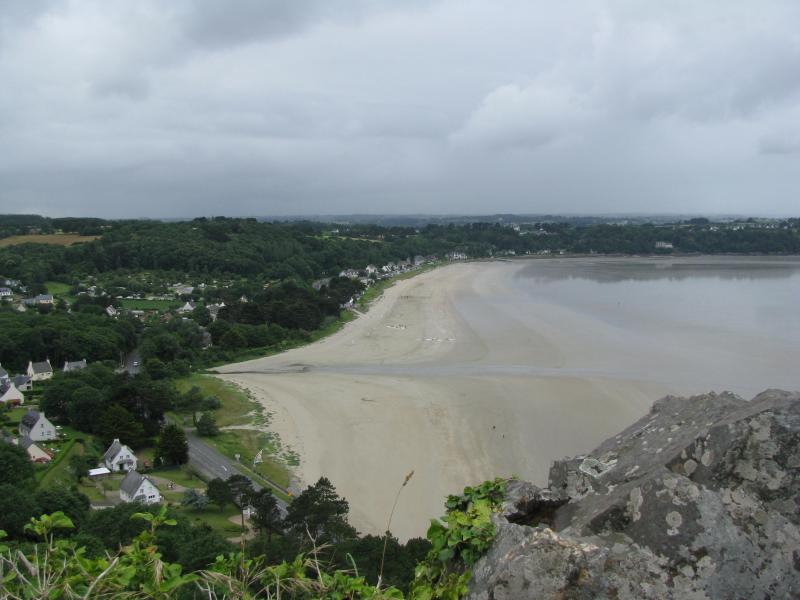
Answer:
[[88, 467, 111, 477], [120, 471, 156, 497], [64, 359, 87, 370], [13, 375, 31, 387], [30, 360, 52, 374], [19, 435, 36, 450], [102, 438, 130, 462], [20, 410, 41, 429]]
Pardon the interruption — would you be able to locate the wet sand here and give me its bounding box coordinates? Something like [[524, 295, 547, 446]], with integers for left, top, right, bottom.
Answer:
[[214, 261, 673, 539]]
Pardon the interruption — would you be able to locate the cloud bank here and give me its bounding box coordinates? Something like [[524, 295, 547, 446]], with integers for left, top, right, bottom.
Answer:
[[0, 0, 798, 217]]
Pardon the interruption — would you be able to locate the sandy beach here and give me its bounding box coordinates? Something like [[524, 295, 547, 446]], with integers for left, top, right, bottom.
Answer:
[[214, 261, 677, 539], [215, 257, 800, 539]]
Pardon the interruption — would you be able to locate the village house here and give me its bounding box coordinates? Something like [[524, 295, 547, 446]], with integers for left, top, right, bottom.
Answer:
[[172, 285, 194, 296], [22, 294, 54, 307], [102, 438, 137, 472], [655, 241, 674, 249], [0, 381, 24, 406], [13, 375, 32, 392], [27, 359, 53, 381], [106, 305, 118, 317], [365, 264, 378, 276], [0, 363, 8, 383], [63, 359, 88, 373], [18, 410, 57, 442], [339, 269, 360, 279], [205, 302, 225, 321], [119, 471, 162, 504], [19, 436, 52, 464], [0, 287, 12, 298], [177, 301, 196, 314]]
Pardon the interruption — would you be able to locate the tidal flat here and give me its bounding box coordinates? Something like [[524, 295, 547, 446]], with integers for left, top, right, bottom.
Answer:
[[216, 256, 800, 539]]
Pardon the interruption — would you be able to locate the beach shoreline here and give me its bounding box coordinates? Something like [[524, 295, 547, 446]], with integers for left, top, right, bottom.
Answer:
[[214, 261, 669, 539]]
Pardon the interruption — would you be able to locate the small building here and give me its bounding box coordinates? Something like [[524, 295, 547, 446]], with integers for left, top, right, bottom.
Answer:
[[63, 359, 88, 373], [22, 294, 54, 307], [206, 302, 226, 321], [176, 301, 196, 314], [18, 410, 57, 442], [0, 381, 24, 406], [106, 305, 118, 317], [27, 359, 53, 381], [655, 241, 674, 250], [13, 375, 32, 392], [0, 363, 8, 383], [0, 287, 12, 298], [365, 264, 378, 275], [119, 471, 162, 504], [102, 438, 137, 472], [88, 466, 111, 479], [19, 436, 51, 463]]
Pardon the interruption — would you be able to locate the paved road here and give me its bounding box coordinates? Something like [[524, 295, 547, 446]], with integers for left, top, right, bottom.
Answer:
[[116, 349, 141, 376], [185, 430, 289, 511]]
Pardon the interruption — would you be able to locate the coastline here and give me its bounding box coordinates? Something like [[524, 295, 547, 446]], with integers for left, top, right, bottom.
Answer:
[[214, 261, 666, 539], [214, 255, 800, 539]]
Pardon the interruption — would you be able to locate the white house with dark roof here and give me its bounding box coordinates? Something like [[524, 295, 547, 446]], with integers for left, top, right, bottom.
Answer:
[[27, 359, 53, 381], [18, 410, 56, 441], [13, 375, 32, 392], [19, 436, 52, 463], [119, 471, 162, 504], [63, 359, 87, 373], [102, 438, 137, 472], [22, 294, 54, 307], [0, 287, 12, 298], [0, 363, 8, 383], [177, 301, 196, 314], [0, 381, 24, 406]]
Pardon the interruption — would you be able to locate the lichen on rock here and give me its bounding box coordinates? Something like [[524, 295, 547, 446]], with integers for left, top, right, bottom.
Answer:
[[468, 389, 800, 599]]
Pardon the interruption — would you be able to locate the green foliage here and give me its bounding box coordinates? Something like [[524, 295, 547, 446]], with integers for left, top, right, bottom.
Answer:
[[0, 483, 40, 538], [181, 488, 211, 510], [250, 489, 283, 538], [196, 411, 219, 436], [206, 477, 232, 511], [284, 476, 357, 545], [0, 479, 510, 599], [0, 441, 36, 488], [156, 424, 189, 466], [409, 478, 508, 600]]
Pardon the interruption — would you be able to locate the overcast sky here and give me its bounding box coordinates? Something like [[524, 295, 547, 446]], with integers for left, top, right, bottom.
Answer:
[[0, 1, 798, 218]]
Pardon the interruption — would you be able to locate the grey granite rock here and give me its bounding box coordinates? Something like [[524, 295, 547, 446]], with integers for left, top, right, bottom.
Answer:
[[468, 390, 800, 600]]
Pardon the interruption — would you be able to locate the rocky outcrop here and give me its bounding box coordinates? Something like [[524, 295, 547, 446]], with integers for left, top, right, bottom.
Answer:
[[469, 390, 800, 599]]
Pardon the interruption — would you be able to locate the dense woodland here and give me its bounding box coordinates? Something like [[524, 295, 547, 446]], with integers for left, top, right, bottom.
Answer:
[[2, 216, 799, 285]]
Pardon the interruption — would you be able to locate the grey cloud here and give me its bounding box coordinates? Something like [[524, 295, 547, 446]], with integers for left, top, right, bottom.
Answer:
[[0, 0, 798, 218]]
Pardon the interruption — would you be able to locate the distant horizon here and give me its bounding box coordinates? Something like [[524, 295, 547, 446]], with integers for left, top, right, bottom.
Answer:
[[2, 211, 798, 222]]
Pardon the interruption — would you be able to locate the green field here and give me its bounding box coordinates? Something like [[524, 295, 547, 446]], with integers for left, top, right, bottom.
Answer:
[[174, 504, 243, 536], [174, 374, 258, 427], [120, 298, 181, 311], [208, 429, 291, 490], [45, 281, 72, 297]]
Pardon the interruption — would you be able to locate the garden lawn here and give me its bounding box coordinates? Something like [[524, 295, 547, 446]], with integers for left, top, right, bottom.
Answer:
[[207, 430, 290, 490], [174, 374, 257, 427], [149, 466, 204, 489], [174, 504, 243, 536], [45, 281, 72, 297], [119, 298, 181, 311]]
